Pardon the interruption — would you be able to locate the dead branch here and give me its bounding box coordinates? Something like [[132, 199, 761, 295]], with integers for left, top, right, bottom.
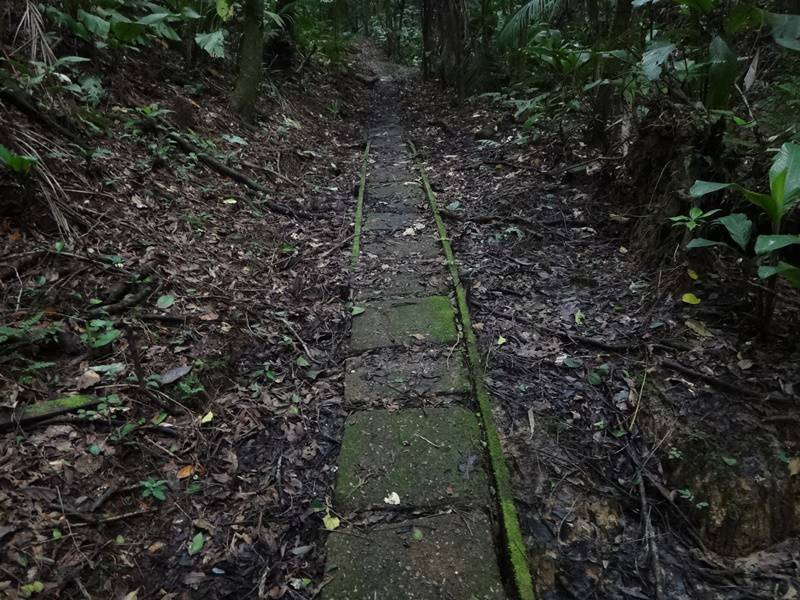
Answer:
[[162, 130, 303, 218], [660, 358, 759, 398]]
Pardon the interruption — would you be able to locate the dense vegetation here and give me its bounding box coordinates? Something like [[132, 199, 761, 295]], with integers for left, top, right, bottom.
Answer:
[[1, 0, 799, 598]]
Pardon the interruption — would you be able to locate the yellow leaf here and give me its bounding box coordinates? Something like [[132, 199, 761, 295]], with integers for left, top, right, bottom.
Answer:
[[687, 269, 699, 280], [496, 335, 507, 346], [682, 293, 701, 305], [789, 458, 800, 477], [177, 465, 194, 479], [322, 512, 340, 531], [200, 411, 213, 424]]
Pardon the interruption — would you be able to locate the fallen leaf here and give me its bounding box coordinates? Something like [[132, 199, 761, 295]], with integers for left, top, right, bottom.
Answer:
[[200, 311, 219, 321], [76, 370, 101, 390], [682, 293, 701, 305], [685, 319, 713, 338], [688, 269, 699, 280], [187, 532, 205, 556], [200, 411, 213, 424], [789, 458, 800, 477], [322, 512, 340, 531], [383, 492, 401, 505], [156, 295, 176, 310], [177, 465, 195, 479], [496, 335, 507, 345], [160, 365, 192, 385]]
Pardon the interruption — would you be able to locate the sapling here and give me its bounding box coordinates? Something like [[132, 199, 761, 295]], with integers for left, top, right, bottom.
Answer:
[[684, 142, 800, 329]]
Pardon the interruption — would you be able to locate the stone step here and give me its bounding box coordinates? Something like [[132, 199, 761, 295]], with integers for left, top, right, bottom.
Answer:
[[334, 407, 489, 512], [321, 511, 507, 600], [353, 257, 451, 301], [350, 296, 458, 352], [344, 348, 471, 408]]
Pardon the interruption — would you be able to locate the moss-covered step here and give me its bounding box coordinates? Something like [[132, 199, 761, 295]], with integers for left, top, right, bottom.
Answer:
[[334, 407, 489, 511], [359, 235, 441, 261], [364, 211, 419, 233], [350, 296, 458, 352], [353, 257, 450, 301], [321, 511, 507, 600], [344, 348, 471, 407], [369, 166, 413, 186]]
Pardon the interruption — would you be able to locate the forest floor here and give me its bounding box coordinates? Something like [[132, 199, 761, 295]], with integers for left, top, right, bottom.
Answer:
[[1, 42, 799, 600]]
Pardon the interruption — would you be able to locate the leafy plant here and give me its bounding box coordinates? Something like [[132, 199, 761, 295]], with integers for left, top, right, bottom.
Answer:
[[81, 319, 122, 349], [685, 142, 800, 325], [141, 478, 168, 501], [0, 144, 38, 175]]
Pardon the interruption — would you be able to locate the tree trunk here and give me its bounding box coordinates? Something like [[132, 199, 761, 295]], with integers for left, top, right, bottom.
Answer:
[[439, 0, 467, 98], [232, 0, 264, 122], [422, 0, 434, 78]]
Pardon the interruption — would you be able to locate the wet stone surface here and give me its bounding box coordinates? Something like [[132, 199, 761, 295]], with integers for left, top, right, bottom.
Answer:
[[349, 296, 458, 352], [333, 407, 489, 511], [344, 347, 472, 407], [363, 211, 418, 232], [321, 511, 507, 600]]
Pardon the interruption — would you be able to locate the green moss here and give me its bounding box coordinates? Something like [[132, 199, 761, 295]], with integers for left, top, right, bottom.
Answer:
[[1, 395, 97, 428], [350, 296, 458, 351], [350, 143, 371, 268], [334, 407, 489, 511], [420, 165, 537, 600], [322, 512, 507, 600]]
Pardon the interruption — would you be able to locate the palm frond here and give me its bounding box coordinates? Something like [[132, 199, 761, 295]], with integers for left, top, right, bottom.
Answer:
[[497, 0, 563, 46], [13, 1, 55, 66]]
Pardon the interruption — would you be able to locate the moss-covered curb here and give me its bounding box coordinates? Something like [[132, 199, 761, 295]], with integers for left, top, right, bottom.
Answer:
[[416, 155, 536, 600], [350, 142, 371, 268]]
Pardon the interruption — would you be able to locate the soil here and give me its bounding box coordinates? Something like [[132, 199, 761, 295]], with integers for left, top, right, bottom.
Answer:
[[1, 40, 799, 600]]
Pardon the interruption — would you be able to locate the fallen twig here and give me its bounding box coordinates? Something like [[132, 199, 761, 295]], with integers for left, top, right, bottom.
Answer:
[[660, 358, 759, 398], [163, 129, 302, 218]]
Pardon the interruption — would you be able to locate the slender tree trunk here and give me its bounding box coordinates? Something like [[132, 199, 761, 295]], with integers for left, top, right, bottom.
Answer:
[[440, 0, 467, 98], [422, 0, 434, 78], [232, 0, 264, 122]]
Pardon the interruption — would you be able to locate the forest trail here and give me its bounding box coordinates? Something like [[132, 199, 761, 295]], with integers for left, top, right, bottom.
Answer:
[[321, 111, 517, 598]]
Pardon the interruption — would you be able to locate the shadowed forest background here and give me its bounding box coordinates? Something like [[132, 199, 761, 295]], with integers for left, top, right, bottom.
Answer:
[[1, 0, 800, 599]]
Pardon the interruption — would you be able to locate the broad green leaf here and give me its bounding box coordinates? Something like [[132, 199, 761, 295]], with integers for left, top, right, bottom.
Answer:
[[195, 30, 226, 58], [91, 328, 121, 348], [78, 9, 110, 39], [740, 187, 781, 225], [641, 41, 676, 81], [156, 295, 175, 309], [706, 36, 738, 109], [0, 144, 38, 175], [216, 0, 234, 20], [754, 234, 800, 256], [109, 19, 147, 44], [715, 213, 752, 250], [187, 532, 205, 555], [351, 306, 365, 315], [687, 238, 726, 249], [690, 180, 733, 197], [758, 262, 800, 287], [769, 143, 800, 209], [295, 356, 311, 368]]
